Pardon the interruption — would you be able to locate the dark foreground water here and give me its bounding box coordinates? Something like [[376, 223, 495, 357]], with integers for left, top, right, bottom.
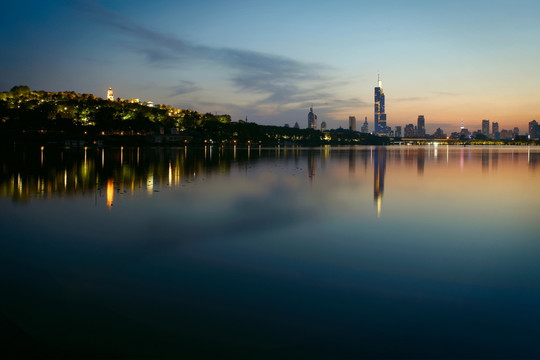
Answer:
[[1, 145, 539, 359]]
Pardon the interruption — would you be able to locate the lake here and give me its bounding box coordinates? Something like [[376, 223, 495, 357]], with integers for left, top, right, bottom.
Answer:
[[1, 145, 539, 359]]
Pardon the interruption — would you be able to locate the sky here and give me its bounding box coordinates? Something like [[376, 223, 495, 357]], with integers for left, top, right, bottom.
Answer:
[[1, 0, 539, 134]]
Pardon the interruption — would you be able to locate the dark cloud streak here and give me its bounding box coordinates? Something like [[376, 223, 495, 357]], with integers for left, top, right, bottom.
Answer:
[[77, 0, 328, 106]]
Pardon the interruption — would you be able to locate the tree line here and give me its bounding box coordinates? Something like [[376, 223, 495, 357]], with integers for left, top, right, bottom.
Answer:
[[0, 86, 388, 146]]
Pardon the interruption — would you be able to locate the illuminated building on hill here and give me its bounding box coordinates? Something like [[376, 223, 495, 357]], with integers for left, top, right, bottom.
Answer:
[[107, 88, 114, 101]]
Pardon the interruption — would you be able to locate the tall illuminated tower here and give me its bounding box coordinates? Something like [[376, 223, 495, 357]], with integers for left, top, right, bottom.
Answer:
[[374, 75, 387, 134], [308, 106, 317, 129]]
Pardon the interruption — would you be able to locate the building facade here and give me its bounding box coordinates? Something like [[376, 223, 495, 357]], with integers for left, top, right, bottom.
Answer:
[[361, 117, 369, 133], [529, 120, 539, 140], [492, 122, 500, 139], [374, 75, 387, 134], [308, 107, 318, 129], [321, 121, 327, 131], [404, 123, 415, 137], [482, 119, 490, 136], [349, 116, 356, 131], [417, 115, 426, 137]]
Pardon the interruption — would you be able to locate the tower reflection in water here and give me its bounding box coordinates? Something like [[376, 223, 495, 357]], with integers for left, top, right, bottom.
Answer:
[[307, 151, 317, 183], [373, 147, 386, 218]]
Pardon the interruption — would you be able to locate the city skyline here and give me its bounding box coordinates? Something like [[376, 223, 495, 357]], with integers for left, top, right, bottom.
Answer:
[[1, 0, 539, 134]]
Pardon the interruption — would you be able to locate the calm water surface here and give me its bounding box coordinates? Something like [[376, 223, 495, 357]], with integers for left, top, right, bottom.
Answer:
[[1, 145, 539, 358]]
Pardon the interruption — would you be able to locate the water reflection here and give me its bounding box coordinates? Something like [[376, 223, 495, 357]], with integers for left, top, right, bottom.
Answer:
[[2, 145, 540, 359], [1, 145, 540, 209], [307, 151, 317, 182], [106, 178, 114, 209], [373, 147, 386, 218], [417, 147, 425, 175]]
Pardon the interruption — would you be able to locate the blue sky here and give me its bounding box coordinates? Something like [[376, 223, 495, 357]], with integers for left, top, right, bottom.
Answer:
[[1, 0, 539, 133]]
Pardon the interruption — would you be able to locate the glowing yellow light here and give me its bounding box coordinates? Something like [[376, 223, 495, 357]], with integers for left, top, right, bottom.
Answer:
[[107, 178, 114, 209], [147, 175, 153, 195]]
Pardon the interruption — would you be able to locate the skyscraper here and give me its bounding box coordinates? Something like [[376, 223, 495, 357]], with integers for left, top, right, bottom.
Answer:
[[482, 119, 490, 136], [349, 116, 356, 131], [361, 117, 369, 133], [395, 126, 402, 138], [404, 124, 415, 137], [107, 88, 114, 101], [529, 120, 539, 140], [492, 122, 500, 139], [308, 106, 317, 129], [321, 121, 327, 131], [417, 115, 426, 137], [374, 75, 387, 134]]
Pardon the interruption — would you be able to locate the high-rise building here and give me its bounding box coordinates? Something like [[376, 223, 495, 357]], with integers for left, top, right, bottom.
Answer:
[[434, 127, 446, 138], [321, 121, 327, 131], [107, 88, 114, 101], [374, 75, 387, 134], [500, 129, 513, 140], [395, 126, 402, 138], [308, 106, 317, 129], [361, 117, 369, 133], [492, 122, 500, 139], [417, 115, 426, 137], [404, 123, 415, 137], [482, 119, 490, 136], [513, 127, 520, 135], [349, 116, 356, 131], [529, 120, 539, 140]]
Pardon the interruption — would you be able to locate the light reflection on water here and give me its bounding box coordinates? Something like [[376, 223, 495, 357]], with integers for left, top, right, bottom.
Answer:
[[1, 145, 540, 358]]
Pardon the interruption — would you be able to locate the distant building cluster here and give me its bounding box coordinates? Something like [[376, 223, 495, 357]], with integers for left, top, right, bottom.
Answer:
[[112, 84, 537, 141]]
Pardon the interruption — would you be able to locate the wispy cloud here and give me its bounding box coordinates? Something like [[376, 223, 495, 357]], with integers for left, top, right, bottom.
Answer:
[[393, 96, 427, 102], [77, 0, 332, 109], [169, 80, 200, 97]]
